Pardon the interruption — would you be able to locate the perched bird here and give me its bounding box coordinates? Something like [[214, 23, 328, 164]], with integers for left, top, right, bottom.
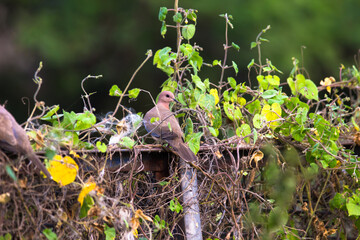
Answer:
[[0, 105, 52, 179], [143, 91, 197, 162]]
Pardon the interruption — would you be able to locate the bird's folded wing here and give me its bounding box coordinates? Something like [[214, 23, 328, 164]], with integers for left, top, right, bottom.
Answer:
[[0, 112, 17, 146], [144, 121, 179, 140]]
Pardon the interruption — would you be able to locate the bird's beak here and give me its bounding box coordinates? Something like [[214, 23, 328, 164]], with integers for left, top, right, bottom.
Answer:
[[172, 98, 181, 104]]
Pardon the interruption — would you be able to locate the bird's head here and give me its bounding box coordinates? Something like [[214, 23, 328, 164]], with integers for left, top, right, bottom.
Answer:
[[159, 91, 178, 103], [157, 91, 180, 109]]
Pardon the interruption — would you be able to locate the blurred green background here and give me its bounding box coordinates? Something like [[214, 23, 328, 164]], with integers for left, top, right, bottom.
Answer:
[[1, 0, 359, 121]]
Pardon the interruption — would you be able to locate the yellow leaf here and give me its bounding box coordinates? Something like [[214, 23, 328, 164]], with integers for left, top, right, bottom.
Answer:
[[69, 150, 80, 158], [215, 150, 223, 159], [237, 97, 246, 106], [131, 209, 152, 237], [320, 76, 335, 93], [48, 155, 78, 187], [0, 192, 10, 204], [77, 179, 97, 206], [209, 88, 219, 105], [335, 94, 342, 106], [135, 209, 153, 222], [261, 103, 282, 128], [131, 218, 140, 237], [249, 150, 264, 168]]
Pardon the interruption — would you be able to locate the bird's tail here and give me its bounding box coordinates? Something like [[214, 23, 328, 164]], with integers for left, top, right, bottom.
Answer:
[[28, 153, 52, 179], [168, 140, 197, 162]]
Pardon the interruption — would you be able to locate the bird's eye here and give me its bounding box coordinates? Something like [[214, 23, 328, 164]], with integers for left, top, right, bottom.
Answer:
[[166, 94, 170, 98]]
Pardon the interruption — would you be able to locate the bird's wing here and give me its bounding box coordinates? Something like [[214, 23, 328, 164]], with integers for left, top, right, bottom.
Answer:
[[144, 106, 181, 141], [0, 109, 17, 146]]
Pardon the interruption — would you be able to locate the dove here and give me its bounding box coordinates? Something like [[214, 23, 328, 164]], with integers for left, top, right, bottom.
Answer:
[[143, 91, 197, 162], [0, 105, 52, 179]]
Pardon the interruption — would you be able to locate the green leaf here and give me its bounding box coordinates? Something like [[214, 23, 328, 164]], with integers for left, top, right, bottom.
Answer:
[[180, 43, 203, 73], [246, 99, 261, 114], [170, 197, 183, 213], [120, 137, 135, 149], [192, 75, 206, 92], [177, 93, 187, 106], [96, 141, 107, 153], [180, 43, 193, 56], [154, 215, 166, 230], [160, 21, 167, 37], [212, 60, 221, 66], [330, 193, 346, 210], [232, 61, 238, 75], [158, 7, 168, 21], [267, 93, 288, 105], [291, 126, 306, 141], [41, 105, 60, 121], [161, 78, 177, 92], [0, 233, 12, 240], [266, 75, 280, 87], [104, 224, 116, 240], [109, 85, 122, 97], [173, 13, 182, 23], [223, 102, 242, 121], [128, 88, 140, 99], [42, 228, 58, 240], [253, 114, 265, 129], [185, 118, 194, 136], [79, 195, 94, 218], [262, 90, 278, 99], [186, 10, 197, 22], [247, 59, 255, 69], [228, 77, 237, 89], [287, 77, 296, 95], [198, 94, 215, 111], [190, 52, 203, 72], [250, 42, 257, 49], [211, 108, 222, 128], [159, 181, 169, 186], [236, 124, 251, 143], [253, 128, 258, 143], [256, 75, 267, 91], [153, 47, 176, 76], [223, 90, 230, 102], [295, 107, 308, 124], [263, 66, 271, 72], [182, 24, 196, 40], [60, 110, 77, 130], [74, 111, 96, 130], [300, 79, 319, 101], [5, 165, 17, 182], [231, 42, 240, 51], [207, 126, 219, 137], [288, 74, 318, 100], [347, 198, 360, 216], [186, 132, 203, 154], [150, 117, 159, 123]]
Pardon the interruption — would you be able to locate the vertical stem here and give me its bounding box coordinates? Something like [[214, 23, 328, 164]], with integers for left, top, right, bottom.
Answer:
[[219, 14, 229, 88], [174, 0, 182, 83]]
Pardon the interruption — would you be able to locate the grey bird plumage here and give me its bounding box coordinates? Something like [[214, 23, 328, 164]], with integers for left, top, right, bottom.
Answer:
[[0, 105, 52, 179], [143, 91, 197, 163]]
